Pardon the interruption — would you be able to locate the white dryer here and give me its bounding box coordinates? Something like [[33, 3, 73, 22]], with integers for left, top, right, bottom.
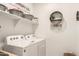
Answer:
[[3, 35, 46, 56]]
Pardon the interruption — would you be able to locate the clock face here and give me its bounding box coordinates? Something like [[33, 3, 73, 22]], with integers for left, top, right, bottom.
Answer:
[[50, 11, 63, 22], [50, 11, 63, 27]]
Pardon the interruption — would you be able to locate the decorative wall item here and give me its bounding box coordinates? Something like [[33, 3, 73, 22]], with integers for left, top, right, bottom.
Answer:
[[76, 11, 79, 21], [50, 11, 64, 32]]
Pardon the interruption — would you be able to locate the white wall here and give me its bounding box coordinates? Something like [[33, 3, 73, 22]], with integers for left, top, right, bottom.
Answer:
[[33, 3, 79, 56], [23, 3, 34, 14], [0, 17, 14, 49]]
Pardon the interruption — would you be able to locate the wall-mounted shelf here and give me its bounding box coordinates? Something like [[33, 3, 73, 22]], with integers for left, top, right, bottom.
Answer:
[[0, 10, 38, 26]]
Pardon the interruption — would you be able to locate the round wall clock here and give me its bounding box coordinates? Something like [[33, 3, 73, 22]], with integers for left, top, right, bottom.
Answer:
[[50, 11, 64, 32]]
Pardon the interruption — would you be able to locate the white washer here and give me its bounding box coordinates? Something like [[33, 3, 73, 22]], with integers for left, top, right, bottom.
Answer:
[[3, 35, 46, 56]]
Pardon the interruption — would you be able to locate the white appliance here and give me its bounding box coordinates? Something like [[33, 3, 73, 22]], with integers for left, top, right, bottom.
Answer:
[[3, 35, 46, 56]]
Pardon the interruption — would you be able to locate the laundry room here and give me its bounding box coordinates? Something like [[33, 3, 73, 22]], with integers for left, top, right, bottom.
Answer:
[[0, 3, 79, 56]]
